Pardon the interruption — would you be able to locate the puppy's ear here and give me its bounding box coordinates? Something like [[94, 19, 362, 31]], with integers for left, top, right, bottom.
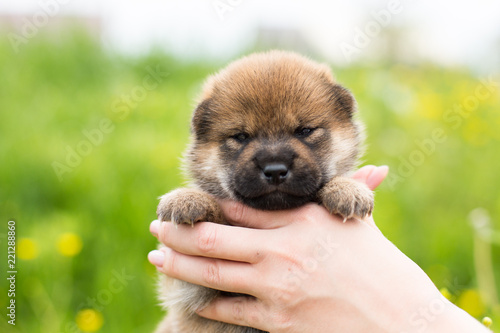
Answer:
[[330, 84, 356, 118], [191, 98, 213, 141]]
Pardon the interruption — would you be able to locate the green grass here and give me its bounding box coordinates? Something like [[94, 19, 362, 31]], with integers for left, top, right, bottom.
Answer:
[[0, 31, 499, 332]]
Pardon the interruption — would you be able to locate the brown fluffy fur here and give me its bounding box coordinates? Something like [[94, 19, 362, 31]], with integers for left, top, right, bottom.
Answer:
[[154, 51, 373, 333]]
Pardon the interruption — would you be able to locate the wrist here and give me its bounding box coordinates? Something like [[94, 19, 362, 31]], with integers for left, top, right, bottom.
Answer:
[[426, 301, 491, 333], [393, 295, 490, 333]]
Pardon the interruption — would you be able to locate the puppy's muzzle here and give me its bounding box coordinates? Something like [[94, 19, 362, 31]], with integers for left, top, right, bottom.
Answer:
[[234, 143, 319, 210]]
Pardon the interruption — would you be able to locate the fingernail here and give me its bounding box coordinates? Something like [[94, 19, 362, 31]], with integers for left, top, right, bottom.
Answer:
[[148, 250, 165, 267], [150, 220, 160, 236], [367, 165, 388, 184], [377, 165, 389, 175]]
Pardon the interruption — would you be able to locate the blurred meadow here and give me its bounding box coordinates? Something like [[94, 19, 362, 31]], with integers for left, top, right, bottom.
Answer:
[[1, 29, 499, 332]]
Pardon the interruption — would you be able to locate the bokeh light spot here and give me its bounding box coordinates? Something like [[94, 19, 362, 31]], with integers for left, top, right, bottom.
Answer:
[[57, 233, 83, 257], [17, 238, 39, 260], [76, 309, 104, 332]]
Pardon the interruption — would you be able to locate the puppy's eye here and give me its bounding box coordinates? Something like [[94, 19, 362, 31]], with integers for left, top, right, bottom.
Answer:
[[294, 127, 315, 138], [232, 132, 250, 143]]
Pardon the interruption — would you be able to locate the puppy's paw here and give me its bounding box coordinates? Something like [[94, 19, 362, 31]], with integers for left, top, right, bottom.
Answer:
[[319, 177, 374, 221], [157, 188, 224, 225]]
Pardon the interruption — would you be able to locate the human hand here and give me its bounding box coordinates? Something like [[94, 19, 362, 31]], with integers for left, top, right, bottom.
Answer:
[[148, 165, 488, 332]]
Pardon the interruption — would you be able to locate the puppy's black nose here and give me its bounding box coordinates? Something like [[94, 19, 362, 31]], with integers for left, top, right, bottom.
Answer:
[[262, 163, 289, 185]]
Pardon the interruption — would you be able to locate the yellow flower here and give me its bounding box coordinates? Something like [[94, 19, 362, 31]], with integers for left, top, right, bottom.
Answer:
[[482, 316, 492, 328], [17, 238, 38, 260], [456, 289, 486, 318], [57, 233, 83, 257], [76, 309, 104, 332]]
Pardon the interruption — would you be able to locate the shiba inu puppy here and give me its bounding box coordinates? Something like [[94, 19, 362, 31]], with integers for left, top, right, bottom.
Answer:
[[155, 51, 373, 333]]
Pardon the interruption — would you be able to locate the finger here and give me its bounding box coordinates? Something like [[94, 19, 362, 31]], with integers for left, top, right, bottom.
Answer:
[[153, 220, 266, 263], [351, 164, 377, 182], [217, 199, 305, 229], [197, 296, 268, 331], [366, 165, 389, 190], [352, 165, 389, 190], [150, 247, 258, 296]]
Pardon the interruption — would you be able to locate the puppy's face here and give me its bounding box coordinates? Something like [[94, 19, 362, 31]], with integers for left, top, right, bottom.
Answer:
[[186, 51, 362, 210]]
